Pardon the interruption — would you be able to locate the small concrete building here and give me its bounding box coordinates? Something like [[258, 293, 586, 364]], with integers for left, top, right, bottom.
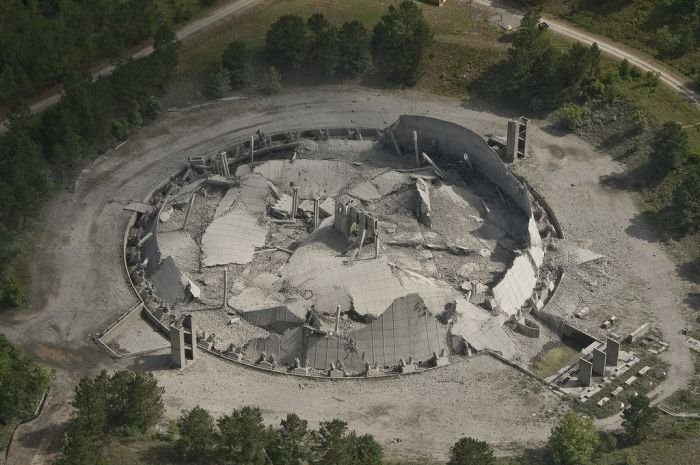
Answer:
[[170, 314, 196, 369]]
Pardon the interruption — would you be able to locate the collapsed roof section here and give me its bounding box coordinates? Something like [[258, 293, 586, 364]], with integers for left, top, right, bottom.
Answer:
[[200, 208, 267, 266], [243, 294, 448, 371]]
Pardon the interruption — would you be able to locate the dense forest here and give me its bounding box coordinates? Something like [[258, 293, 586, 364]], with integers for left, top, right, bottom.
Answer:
[[0, 0, 165, 104], [0, 1, 181, 307]]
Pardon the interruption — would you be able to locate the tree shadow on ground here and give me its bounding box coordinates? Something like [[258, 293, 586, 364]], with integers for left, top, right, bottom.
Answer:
[[17, 421, 67, 449], [624, 211, 666, 243], [137, 440, 180, 465], [540, 123, 568, 137], [599, 165, 648, 192]]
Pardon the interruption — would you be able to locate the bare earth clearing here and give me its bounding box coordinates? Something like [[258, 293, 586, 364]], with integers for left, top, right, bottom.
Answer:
[[0, 86, 695, 464]]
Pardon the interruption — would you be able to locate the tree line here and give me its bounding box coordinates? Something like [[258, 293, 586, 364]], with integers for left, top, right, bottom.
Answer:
[[51, 366, 664, 465], [204, 1, 434, 98], [0, 0, 165, 105], [0, 334, 52, 428], [0, 20, 181, 309]]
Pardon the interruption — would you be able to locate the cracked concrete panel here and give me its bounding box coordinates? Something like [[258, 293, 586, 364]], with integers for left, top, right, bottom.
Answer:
[[214, 187, 240, 218], [492, 253, 537, 316], [285, 228, 406, 318], [239, 174, 270, 214], [449, 302, 516, 358], [348, 180, 382, 202], [528, 217, 542, 248], [351, 294, 449, 367], [239, 306, 305, 333], [395, 269, 459, 316], [201, 209, 267, 266], [371, 170, 410, 196], [151, 256, 186, 305], [239, 159, 360, 198]]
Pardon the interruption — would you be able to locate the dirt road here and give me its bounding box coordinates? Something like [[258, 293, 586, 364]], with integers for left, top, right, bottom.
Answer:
[[0, 0, 263, 134], [471, 0, 699, 105], [1, 86, 694, 463]]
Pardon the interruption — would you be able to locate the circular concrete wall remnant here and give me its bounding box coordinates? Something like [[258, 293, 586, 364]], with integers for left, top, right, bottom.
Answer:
[[121, 119, 563, 379]]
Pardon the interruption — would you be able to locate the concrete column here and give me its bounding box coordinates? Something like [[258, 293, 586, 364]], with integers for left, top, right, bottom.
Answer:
[[578, 358, 592, 387], [374, 230, 380, 259], [592, 348, 606, 376], [606, 338, 620, 366], [250, 136, 255, 164], [181, 193, 196, 230], [412, 130, 420, 167], [334, 305, 341, 333], [223, 267, 229, 310], [313, 198, 320, 229], [136, 232, 153, 247], [291, 187, 299, 218], [506, 120, 518, 162]]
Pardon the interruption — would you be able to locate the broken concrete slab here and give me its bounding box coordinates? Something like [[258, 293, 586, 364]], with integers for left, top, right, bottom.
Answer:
[[371, 170, 410, 196], [239, 174, 270, 214], [201, 208, 267, 266], [492, 251, 539, 317], [214, 187, 240, 218], [151, 256, 186, 305], [415, 178, 431, 227], [449, 300, 516, 358], [348, 181, 382, 202], [318, 197, 335, 217]]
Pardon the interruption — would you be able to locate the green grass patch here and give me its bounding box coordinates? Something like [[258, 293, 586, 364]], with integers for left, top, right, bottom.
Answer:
[[531, 342, 580, 378]]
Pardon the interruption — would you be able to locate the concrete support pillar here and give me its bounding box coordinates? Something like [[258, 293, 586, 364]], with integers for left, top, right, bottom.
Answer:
[[374, 230, 380, 259], [578, 358, 592, 387], [181, 193, 196, 231], [223, 267, 229, 310], [388, 129, 401, 157], [506, 119, 518, 163], [334, 305, 341, 334], [412, 130, 420, 167], [592, 348, 606, 376], [291, 187, 299, 218], [313, 198, 320, 229], [136, 232, 153, 247], [357, 229, 366, 258], [606, 338, 620, 366], [250, 136, 255, 164]]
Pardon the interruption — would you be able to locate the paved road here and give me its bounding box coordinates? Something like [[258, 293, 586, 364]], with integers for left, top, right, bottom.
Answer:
[[472, 0, 699, 105], [0, 0, 263, 134]]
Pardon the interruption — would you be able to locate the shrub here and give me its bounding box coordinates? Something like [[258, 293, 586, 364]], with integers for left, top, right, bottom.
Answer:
[[221, 41, 251, 89], [142, 95, 161, 120], [0, 273, 28, 308], [261, 66, 282, 95], [546, 412, 600, 465], [556, 103, 585, 131], [111, 118, 130, 141], [127, 100, 142, 126], [204, 65, 230, 98]]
